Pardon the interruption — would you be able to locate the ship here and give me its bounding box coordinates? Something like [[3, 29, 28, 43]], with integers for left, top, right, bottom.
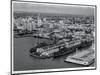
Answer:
[[29, 37, 93, 59]]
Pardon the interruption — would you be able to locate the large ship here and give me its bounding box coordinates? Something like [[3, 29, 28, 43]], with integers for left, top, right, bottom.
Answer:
[[29, 37, 93, 59]]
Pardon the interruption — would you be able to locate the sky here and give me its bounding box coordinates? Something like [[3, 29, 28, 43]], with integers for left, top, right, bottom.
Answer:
[[13, 1, 95, 16]]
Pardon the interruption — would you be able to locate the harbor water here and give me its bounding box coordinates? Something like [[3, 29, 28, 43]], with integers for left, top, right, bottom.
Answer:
[[14, 37, 94, 71]]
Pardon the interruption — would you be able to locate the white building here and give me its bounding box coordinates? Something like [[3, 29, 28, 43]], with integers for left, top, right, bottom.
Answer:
[[36, 48, 44, 53], [41, 48, 59, 56], [59, 20, 64, 25], [37, 19, 42, 27]]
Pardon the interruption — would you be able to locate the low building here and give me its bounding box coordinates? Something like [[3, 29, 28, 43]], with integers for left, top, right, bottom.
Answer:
[[40, 48, 59, 56], [36, 48, 44, 53]]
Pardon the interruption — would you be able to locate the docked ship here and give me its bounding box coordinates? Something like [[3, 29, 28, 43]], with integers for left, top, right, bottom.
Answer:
[[29, 37, 93, 59]]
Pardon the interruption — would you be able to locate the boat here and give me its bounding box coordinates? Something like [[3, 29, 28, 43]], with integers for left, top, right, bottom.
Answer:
[[29, 36, 93, 59]]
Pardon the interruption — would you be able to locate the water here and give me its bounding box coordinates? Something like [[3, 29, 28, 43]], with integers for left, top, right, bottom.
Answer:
[[14, 37, 94, 71]]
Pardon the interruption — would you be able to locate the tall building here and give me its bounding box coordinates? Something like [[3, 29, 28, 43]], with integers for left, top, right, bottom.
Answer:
[[37, 13, 42, 27]]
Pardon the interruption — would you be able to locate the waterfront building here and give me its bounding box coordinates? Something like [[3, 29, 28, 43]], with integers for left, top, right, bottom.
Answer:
[[36, 48, 44, 53], [40, 48, 59, 56], [65, 39, 81, 48]]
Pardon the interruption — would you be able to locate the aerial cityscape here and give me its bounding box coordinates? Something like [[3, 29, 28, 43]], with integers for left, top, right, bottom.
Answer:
[[12, 1, 96, 72]]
